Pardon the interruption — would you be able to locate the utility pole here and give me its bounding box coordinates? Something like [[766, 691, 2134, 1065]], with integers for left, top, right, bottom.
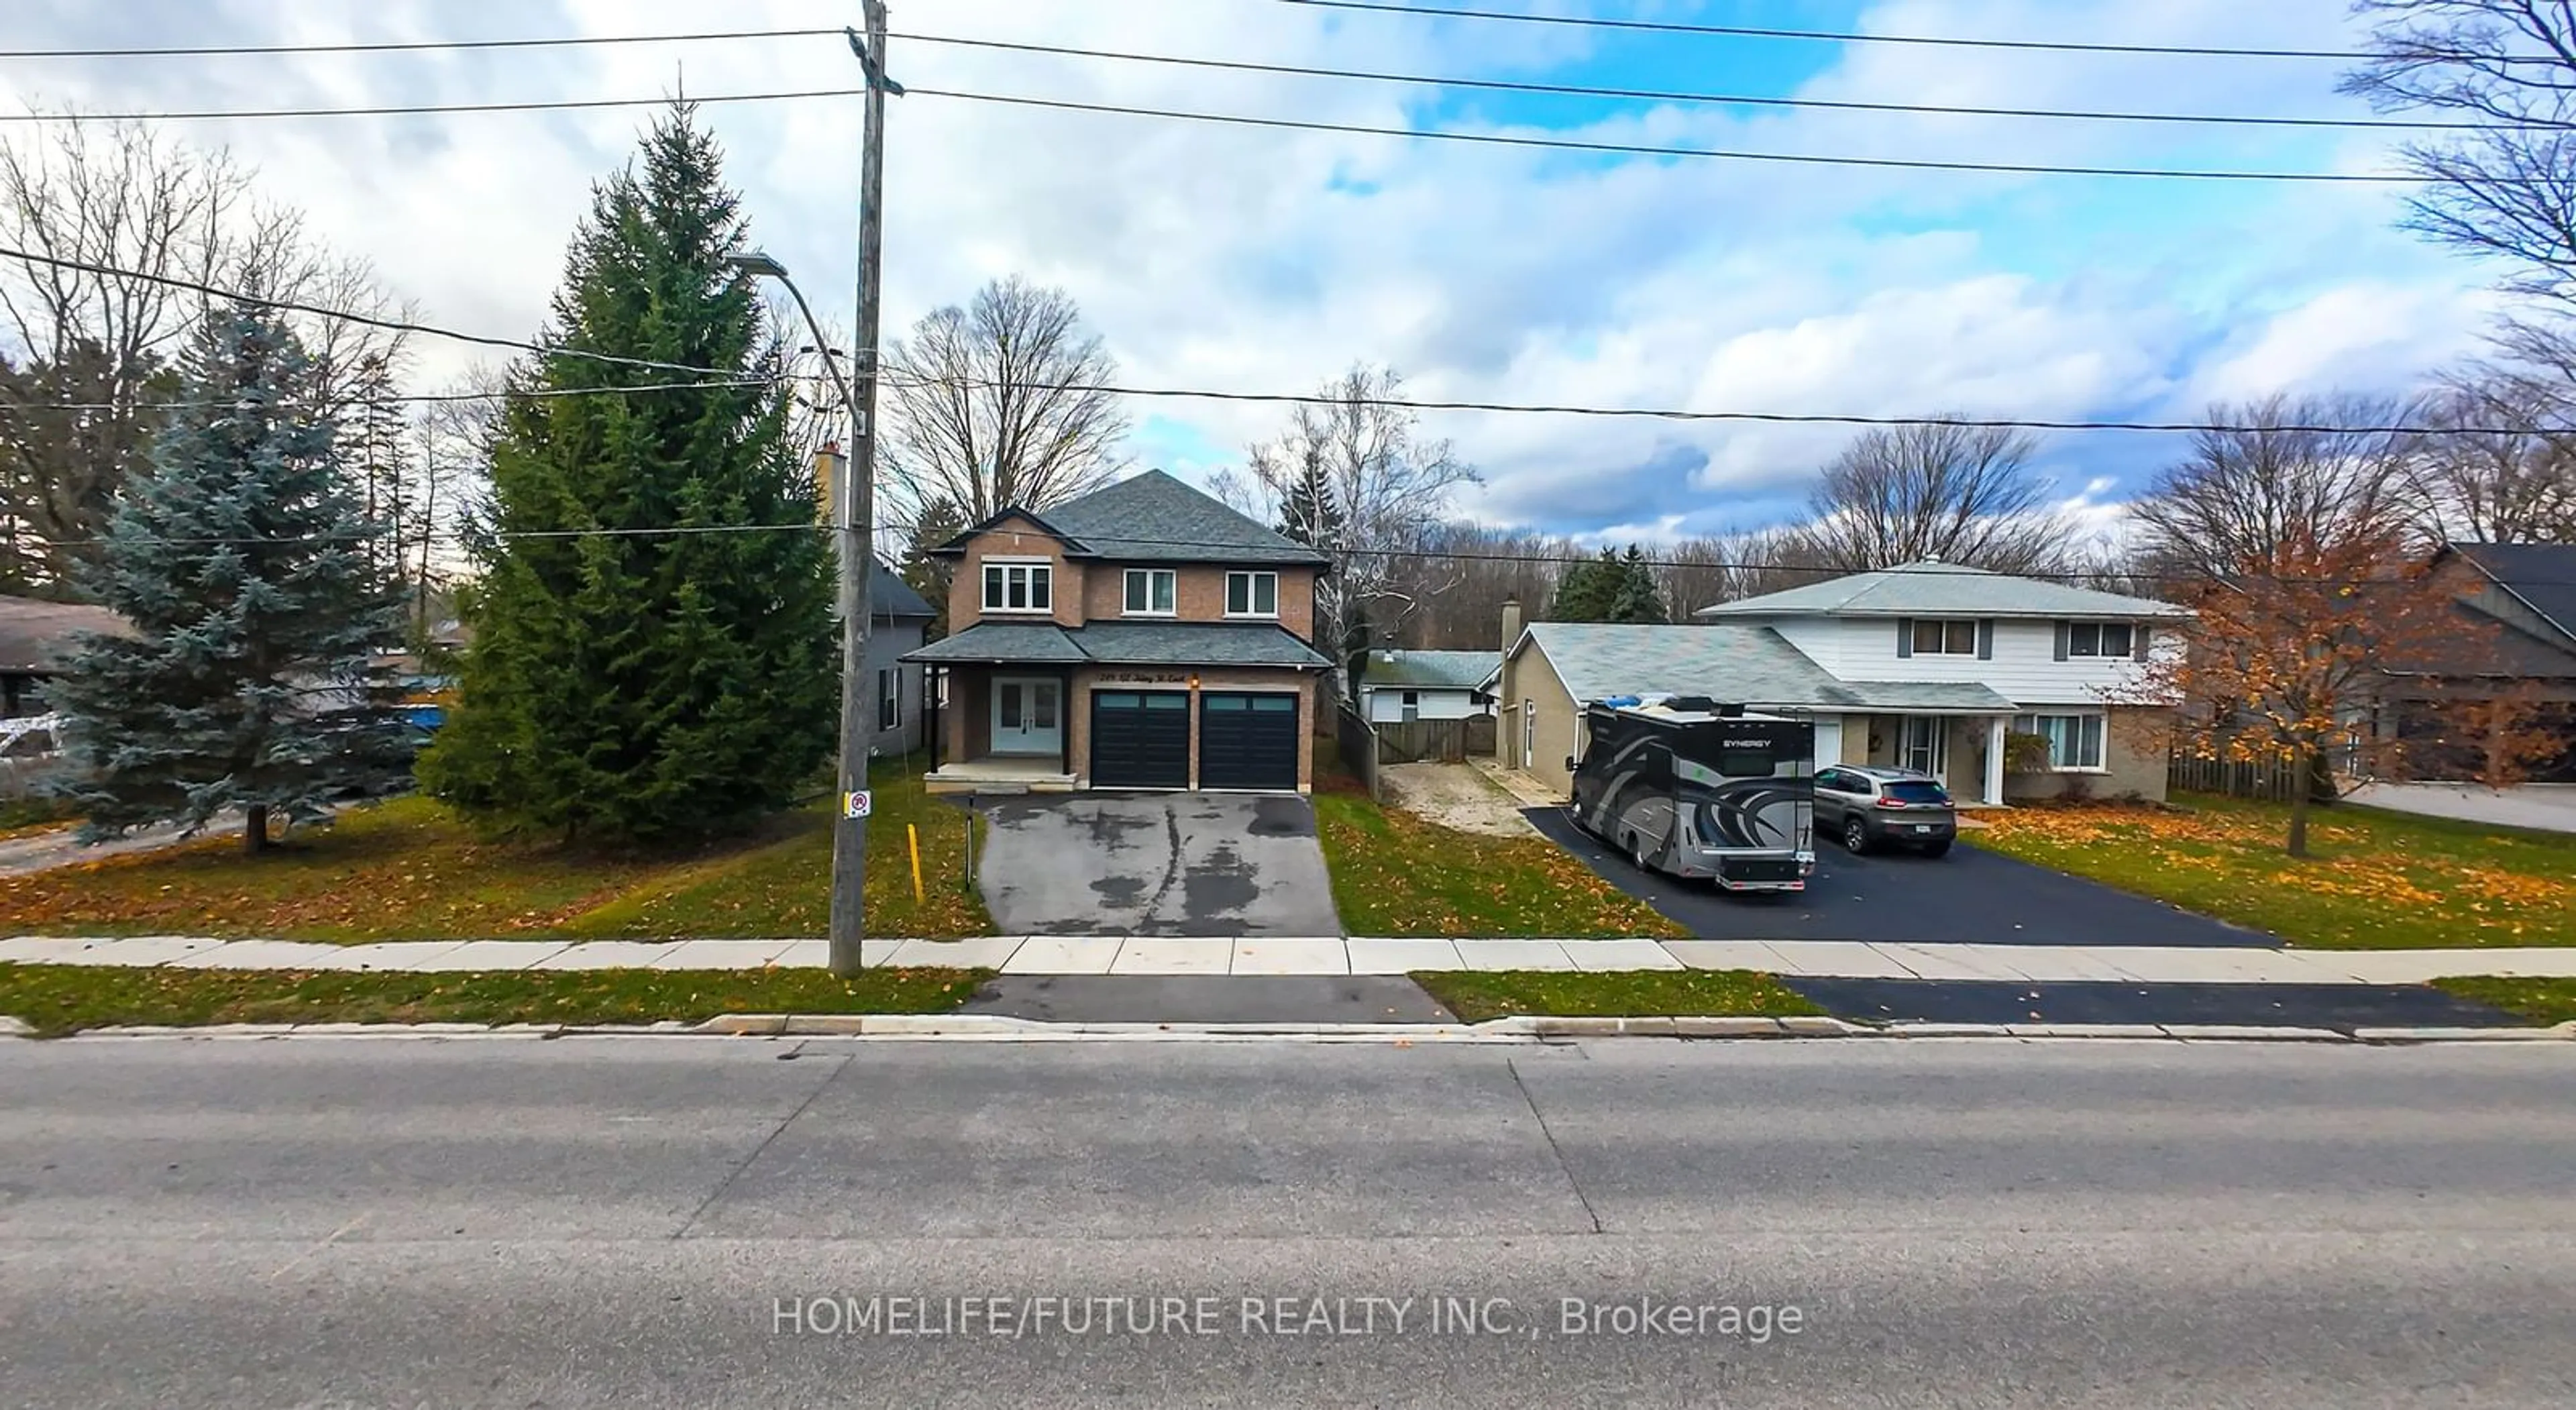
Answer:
[[828, 1, 900, 975]]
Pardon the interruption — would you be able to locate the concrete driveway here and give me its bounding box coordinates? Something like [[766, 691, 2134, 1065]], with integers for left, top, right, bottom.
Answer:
[[977, 794, 1343, 937]]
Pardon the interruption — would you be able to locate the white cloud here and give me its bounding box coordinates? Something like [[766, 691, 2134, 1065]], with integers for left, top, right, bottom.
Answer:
[[0, 0, 2506, 537]]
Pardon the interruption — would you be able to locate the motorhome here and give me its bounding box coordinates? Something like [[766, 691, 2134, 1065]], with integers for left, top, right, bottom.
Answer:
[[1570, 697, 1815, 893]]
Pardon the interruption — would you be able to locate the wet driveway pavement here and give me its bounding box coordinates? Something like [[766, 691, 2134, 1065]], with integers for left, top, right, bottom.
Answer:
[[1524, 806, 2272, 947], [977, 794, 1344, 937]]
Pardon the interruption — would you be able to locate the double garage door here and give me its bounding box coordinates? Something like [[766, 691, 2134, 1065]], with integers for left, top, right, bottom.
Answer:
[[1090, 690, 1299, 792]]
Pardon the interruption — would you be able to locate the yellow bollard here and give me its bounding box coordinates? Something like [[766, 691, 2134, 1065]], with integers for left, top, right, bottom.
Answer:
[[908, 822, 924, 905]]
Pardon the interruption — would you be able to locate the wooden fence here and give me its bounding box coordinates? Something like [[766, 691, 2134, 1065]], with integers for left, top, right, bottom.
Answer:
[[2167, 755, 2306, 804], [1334, 704, 1382, 802], [1371, 714, 1497, 765]]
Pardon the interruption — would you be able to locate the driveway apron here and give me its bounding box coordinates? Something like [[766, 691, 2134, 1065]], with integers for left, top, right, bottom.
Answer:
[[977, 794, 1344, 937]]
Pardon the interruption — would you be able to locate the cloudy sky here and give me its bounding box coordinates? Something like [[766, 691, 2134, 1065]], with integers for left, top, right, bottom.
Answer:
[[2, 0, 2508, 543]]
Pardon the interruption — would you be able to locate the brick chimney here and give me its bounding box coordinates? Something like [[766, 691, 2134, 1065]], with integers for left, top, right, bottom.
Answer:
[[812, 442, 845, 526], [1501, 594, 1523, 649]]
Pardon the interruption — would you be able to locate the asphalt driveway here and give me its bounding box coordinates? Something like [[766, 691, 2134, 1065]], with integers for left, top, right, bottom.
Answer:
[[1524, 806, 2271, 948], [978, 794, 1344, 937]]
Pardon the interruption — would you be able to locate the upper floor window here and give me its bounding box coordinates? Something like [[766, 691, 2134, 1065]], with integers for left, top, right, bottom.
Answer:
[[1124, 567, 1177, 616], [982, 559, 1052, 614], [2065, 621, 2136, 658], [1911, 618, 1978, 655], [1226, 571, 1279, 618]]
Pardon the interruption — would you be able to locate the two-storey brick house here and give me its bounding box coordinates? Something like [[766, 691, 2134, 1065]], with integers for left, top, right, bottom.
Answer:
[[902, 470, 1333, 793]]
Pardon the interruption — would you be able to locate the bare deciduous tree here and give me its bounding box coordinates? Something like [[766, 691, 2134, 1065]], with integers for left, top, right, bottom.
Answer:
[[1243, 365, 1480, 677], [879, 276, 1129, 522], [2133, 394, 2420, 581], [2343, 1, 2576, 311], [1788, 421, 2078, 575], [2402, 374, 2576, 542]]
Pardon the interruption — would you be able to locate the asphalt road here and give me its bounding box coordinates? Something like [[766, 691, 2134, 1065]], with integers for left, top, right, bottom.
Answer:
[[979, 793, 1344, 936], [1526, 805, 2271, 946], [5, 1037, 2571, 1407]]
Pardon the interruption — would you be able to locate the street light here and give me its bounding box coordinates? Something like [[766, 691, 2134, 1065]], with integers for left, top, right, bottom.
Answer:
[[725, 249, 875, 977]]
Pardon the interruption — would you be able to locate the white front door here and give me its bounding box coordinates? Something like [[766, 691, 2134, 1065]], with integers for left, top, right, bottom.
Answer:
[[1900, 715, 1947, 783], [991, 677, 1062, 756]]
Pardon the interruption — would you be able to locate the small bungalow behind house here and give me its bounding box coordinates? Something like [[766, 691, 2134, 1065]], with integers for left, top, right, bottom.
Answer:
[[1499, 561, 2190, 804], [903, 470, 1333, 793], [1355, 649, 1497, 723]]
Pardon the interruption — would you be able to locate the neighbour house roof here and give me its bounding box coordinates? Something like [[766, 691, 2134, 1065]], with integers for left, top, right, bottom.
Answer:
[[2453, 542, 2576, 647], [867, 559, 934, 620], [934, 470, 1331, 566], [1358, 649, 1497, 692], [1694, 561, 2190, 621], [1516, 622, 2017, 714], [0, 596, 132, 673], [903, 620, 1332, 670]]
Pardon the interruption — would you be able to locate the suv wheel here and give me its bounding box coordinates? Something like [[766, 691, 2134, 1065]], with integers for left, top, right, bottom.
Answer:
[[1841, 815, 1870, 855]]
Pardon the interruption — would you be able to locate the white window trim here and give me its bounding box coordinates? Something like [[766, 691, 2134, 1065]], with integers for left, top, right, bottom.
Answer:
[[1122, 567, 1177, 618], [1225, 570, 1281, 619], [981, 557, 1055, 615], [2013, 712, 2109, 772], [2063, 620, 2137, 659], [877, 667, 900, 730], [1913, 618, 1981, 656]]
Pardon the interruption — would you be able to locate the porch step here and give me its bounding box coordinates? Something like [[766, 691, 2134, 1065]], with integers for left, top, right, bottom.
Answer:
[[924, 771, 1078, 796]]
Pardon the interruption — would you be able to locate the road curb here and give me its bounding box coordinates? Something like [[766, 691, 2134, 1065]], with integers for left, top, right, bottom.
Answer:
[[8, 1014, 2572, 1042]]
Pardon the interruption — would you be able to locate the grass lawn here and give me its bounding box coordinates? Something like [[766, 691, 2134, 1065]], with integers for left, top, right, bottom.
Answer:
[[2429, 976, 2576, 1027], [1313, 791, 1684, 939], [0, 963, 991, 1038], [0, 758, 989, 942], [0, 796, 78, 840], [1411, 969, 1821, 1022], [1971, 792, 2576, 951]]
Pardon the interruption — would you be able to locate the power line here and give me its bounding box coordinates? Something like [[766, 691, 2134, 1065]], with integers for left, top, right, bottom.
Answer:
[[0, 244, 755, 380], [13, 244, 2547, 437], [900, 88, 2410, 182], [7, 378, 782, 415], [0, 27, 837, 60], [0, 81, 2414, 182], [898, 33, 2513, 133], [1, 23, 2494, 133], [1279, 0, 2393, 62]]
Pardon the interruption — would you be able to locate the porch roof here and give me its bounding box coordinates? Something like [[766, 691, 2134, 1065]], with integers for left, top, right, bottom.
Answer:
[[1830, 680, 2018, 712], [902, 620, 1332, 670]]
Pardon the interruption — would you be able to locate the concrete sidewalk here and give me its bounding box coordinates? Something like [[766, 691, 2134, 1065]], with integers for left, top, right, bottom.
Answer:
[[5, 933, 2573, 983]]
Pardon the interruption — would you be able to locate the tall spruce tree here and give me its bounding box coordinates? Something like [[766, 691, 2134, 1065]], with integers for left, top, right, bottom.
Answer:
[[51, 305, 415, 853], [1606, 545, 1668, 623], [417, 107, 835, 844]]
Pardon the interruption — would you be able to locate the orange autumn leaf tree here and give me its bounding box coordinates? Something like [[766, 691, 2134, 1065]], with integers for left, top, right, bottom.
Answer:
[[2117, 535, 2490, 857]]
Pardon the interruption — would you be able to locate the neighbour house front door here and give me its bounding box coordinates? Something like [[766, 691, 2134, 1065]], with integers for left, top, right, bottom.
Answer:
[[991, 677, 1062, 757], [1900, 715, 1947, 784]]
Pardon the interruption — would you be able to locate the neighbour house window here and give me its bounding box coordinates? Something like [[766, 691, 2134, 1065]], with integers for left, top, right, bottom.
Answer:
[[1225, 571, 1280, 618], [878, 668, 900, 732], [1911, 618, 1979, 655], [981, 561, 1052, 614], [2065, 621, 2137, 657], [1401, 690, 1419, 722], [2015, 713, 2106, 771], [1123, 567, 1177, 616]]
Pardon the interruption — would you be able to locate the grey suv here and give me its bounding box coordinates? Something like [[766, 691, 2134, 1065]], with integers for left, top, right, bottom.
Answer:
[[1813, 765, 1956, 857]]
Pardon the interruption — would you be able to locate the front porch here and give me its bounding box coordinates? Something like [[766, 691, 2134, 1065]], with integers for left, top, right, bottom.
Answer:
[[922, 667, 1079, 794], [921, 757, 1079, 796], [1826, 711, 2015, 807]]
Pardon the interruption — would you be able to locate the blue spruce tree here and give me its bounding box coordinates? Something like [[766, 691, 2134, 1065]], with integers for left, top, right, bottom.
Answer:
[[51, 305, 415, 854]]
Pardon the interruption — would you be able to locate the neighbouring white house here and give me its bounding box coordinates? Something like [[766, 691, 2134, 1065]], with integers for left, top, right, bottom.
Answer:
[[1355, 649, 1497, 723], [1497, 561, 2191, 804]]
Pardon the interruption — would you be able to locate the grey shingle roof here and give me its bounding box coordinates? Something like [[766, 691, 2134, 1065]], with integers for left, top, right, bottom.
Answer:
[[959, 469, 1330, 565], [1075, 622, 1333, 668], [902, 622, 1087, 664], [0, 596, 132, 672], [1358, 649, 1497, 691], [1695, 561, 2190, 620], [902, 620, 1330, 669], [867, 559, 934, 620], [1831, 680, 2019, 711], [2457, 542, 2576, 645], [1521, 623, 2017, 712]]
